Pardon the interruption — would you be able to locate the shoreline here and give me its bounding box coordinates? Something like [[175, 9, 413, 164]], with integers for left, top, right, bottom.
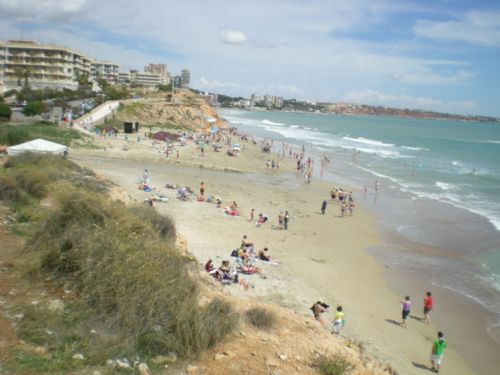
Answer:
[[70, 133, 476, 374]]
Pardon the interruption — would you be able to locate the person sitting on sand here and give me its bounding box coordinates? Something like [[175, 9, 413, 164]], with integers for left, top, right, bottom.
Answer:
[[205, 259, 217, 275], [311, 301, 329, 328], [241, 235, 254, 250], [255, 213, 268, 227], [257, 248, 279, 263], [230, 201, 238, 210]]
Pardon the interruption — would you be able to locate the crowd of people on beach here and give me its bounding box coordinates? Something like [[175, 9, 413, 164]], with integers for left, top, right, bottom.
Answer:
[[130, 125, 449, 374]]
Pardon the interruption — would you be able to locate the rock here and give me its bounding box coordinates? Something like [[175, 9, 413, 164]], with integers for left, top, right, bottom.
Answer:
[[277, 353, 287, 361], [72, 353, 85, 360], [152, 355, 169, 364], [33, 346, 47, 355], [186, 365, 198, 373], [14, 313, 24, 320], [214, 353, 225, 361], [166, 351, 178, 363], [138, 363, 151, 375], [222, 351, 235, 358], [116, 358, 130, 369], [265, 360, 278, 368], [239, 331, 247, 337], [106, 359, 115, 366]]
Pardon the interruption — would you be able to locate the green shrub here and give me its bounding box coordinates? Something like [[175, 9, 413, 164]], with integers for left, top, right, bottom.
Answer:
[[0, 102, 12, 121], [22, 101, 46, 117], [24, 182, 237, 356], [0, 175, 22, 202], [245, 306, 278, 330], [316, 353, 355, 375], [4, 127, 30, 145], [13, 168, 51, 198]]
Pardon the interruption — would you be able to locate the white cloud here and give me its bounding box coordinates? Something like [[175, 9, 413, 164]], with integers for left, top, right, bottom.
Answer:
[[413, 10, 500, 47], [342, 89, 476, 114], [392, 69, 475, 85], [198, 77, 241, 90], [0, 0, 90, 22], [219, 29, 250, 45]]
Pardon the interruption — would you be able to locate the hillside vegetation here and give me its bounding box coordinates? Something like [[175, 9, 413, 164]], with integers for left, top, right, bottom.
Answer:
[[0, 154, 238, 373]]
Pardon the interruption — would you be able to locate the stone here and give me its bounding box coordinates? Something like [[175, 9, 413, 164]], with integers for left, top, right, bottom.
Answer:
[[214, 353, 225, 361], [72, 353, 85, 360], [151, 355, 169, 364], [106, 359, 115, 366], [116, 358, 130, 369], [138, 363, 151, 375], [166, 351, 178, 363], [277, 353, 287, 361], [239, 331, 247, 337], [186, 365, 198, 373], [33, 346, 47, 355]]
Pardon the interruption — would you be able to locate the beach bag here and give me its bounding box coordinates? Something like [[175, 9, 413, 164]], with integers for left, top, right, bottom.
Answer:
[[230, 249, 238, 257]]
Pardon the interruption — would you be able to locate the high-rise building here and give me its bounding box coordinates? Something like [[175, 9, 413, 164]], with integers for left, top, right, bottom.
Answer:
[[180, 69, 190, 88], [144, 63, 171, 85]]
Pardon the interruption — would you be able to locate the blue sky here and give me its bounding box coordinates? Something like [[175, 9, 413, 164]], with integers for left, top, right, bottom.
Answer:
[[1, 0, 499, 116]]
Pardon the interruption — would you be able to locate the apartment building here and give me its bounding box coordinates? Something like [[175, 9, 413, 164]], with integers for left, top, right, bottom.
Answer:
[[180, 69, 190, 88], [92, 61, 120, 83], [0, 40, 93, 91], [144, 63, 171, 85]]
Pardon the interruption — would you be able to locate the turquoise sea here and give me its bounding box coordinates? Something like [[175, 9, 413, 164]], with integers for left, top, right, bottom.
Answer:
[[219, 108, 500, 339]]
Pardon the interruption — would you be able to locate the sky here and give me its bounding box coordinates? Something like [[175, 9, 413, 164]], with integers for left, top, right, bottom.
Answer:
[[0, 0, 499, 116]]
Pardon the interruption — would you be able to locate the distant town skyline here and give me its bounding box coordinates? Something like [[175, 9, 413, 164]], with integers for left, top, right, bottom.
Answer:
[[1, 0, 499, 116]]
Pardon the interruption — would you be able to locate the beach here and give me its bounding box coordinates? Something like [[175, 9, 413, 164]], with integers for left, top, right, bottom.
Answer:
[[70, 131, 479, 374]]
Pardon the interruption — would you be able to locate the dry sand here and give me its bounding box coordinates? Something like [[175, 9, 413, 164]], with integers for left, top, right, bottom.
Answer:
[[71, 133, 475, 374]]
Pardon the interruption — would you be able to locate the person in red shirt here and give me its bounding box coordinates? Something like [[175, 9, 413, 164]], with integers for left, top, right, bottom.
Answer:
[[424, 291, 433, 324]]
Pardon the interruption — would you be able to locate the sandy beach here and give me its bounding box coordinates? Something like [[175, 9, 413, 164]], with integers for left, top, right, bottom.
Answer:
[[70, 133, 476, 375]]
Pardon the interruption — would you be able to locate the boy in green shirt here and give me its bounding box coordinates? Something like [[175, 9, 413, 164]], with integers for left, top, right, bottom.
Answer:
[[430, 331, 447, 373]]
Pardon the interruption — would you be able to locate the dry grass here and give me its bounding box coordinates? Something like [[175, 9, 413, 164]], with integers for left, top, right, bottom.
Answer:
[[315, 353, 355, 375], [245, 306, 278, 330], [0, 154, 239, 359]]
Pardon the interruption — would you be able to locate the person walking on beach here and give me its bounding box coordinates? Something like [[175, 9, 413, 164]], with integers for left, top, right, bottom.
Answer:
[[200, 182, 205, 197], [400, 296, 411, 328], [284, 210, 289, 230], [249, 208, 255, 222], [430, 331, 447, 373], [321, 199, 327, 215], [424, 292, 433, 324], [332, 305, 345, 334]]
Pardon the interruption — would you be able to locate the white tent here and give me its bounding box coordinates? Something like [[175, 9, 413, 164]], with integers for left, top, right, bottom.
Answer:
[[7, 138, 67, 156]]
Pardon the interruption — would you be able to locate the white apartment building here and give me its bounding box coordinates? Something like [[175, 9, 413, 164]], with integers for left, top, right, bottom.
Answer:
[[119, 70, 164, 87], [91, 61, 120, 83], [0, 40, 93, 92], [144, 63, 171, 85]]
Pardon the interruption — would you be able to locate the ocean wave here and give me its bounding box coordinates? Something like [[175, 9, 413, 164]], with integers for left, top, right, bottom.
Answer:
[[343, 136, 394, 147], [486, 140, 500, 144], [262, 119, 285, 126], [290, 125, 300, 128], [402, 145, 429, 151], [435, 181, 457, 191]]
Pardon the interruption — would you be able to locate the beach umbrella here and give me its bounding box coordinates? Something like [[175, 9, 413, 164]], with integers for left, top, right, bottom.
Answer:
[[210, 126, 219, 134]]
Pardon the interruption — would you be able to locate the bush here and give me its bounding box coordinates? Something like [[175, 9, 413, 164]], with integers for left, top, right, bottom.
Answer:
[[129, 205, 176, 240], [245, 306, 277, 330], [23, 181, 238, 356], [0, 175, 21, 202], [0, 102, 12, 121], [316, 353, 355, 375], [22, 101, 46, 117], [13, 169, 51, 198]]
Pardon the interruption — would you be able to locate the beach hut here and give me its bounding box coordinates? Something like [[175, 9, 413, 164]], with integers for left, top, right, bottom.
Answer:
[[7, 138, 67, 156]]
